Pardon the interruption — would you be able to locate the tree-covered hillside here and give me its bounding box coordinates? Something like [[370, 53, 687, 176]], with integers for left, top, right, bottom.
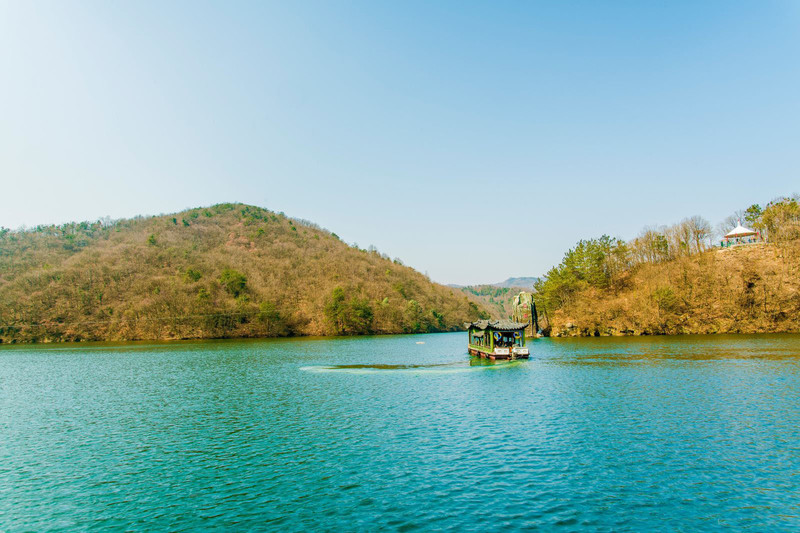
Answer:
[[533, 196, 800, 336], [0, 204, 485, 343]]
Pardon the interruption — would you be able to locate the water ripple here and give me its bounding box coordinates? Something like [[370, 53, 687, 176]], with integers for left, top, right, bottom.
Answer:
[[1, 333, 800, 530]]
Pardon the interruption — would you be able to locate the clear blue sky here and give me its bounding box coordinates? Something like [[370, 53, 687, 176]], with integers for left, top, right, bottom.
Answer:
[[1, 1, 798, 285]]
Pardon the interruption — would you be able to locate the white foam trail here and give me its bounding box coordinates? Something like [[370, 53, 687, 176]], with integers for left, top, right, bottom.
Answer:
[[300, 360, 525, 375]]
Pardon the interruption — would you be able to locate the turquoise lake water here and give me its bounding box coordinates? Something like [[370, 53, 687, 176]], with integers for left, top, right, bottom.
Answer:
[[2, 333, 800, 531]]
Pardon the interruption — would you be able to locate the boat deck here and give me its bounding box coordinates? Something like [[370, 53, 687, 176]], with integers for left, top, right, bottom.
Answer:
[[468, 347, 529, 360]]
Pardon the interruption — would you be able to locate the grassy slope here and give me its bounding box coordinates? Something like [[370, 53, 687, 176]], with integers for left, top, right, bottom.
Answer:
[[545, 243, 800, 336], [0, 204, 485, 343]]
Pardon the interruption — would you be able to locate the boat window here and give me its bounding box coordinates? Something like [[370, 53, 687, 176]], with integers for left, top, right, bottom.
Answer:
[[471, 330, 486, 346], [494, 332, 523, 347]]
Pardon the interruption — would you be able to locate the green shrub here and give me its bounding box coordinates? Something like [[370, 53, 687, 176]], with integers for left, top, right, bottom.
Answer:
[[258, 301, 287, 335], [324, 287, 374, 334], [219, 269, 247, 297], [652, 286, 678, 313], [183, 268, 202, 283], [404, 299, 424, 332], [431, 309, 446, 329]]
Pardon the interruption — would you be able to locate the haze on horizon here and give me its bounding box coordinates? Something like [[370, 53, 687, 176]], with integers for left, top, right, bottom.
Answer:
[[2, 1, 799, 286]]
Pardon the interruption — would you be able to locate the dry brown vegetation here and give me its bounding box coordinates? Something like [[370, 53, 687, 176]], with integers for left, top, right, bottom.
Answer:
[[535, 196, 800, 337], [545, 243, 800, 336], [0, 204, 485, 343]]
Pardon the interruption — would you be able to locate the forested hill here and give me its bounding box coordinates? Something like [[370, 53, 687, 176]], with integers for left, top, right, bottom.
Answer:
[[0, 204, 486, 343], [534, 196, 800, 336]]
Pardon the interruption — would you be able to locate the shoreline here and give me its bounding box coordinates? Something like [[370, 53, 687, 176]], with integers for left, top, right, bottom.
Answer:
[[544, 323, 800, 338], [4, 327, 800, 347], [0, 328, 465, 346]]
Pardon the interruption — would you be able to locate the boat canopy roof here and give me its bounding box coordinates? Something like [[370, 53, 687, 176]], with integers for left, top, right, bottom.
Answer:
[[468, 320, 528, 331]]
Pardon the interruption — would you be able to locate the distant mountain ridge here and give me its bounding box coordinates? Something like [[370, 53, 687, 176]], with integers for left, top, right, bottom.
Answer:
[[448, 276, 538, 290], [493, 277, 539, 289]]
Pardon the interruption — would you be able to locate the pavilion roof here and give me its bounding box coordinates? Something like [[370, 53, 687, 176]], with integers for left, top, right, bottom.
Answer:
[[725, 223, 757, 238]]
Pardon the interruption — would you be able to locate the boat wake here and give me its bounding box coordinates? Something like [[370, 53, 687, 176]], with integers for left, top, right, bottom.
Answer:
[[300, 359, 525, 374]]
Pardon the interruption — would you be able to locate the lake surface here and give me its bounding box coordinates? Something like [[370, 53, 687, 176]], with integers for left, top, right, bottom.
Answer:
[[2, 333, 800, 531]]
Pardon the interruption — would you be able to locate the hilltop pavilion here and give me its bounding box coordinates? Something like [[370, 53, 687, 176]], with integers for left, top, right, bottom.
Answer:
[[722, 221, 760, 247]]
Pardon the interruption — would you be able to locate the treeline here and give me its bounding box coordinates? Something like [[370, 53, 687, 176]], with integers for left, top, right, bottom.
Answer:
[[533, 214, 713, 313], [534, 195, 800, 336], [0, 204, 485, 343], [730, 196, 800, 243]]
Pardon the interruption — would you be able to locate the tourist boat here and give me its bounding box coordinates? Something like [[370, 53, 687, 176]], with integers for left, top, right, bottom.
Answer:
[[467, 320, 529, 360]]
